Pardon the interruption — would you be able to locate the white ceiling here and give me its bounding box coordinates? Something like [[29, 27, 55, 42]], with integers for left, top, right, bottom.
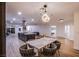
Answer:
[[6, 2, 79, 25]]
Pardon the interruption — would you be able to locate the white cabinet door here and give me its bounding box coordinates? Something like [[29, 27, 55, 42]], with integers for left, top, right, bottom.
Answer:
[[74, 12, 79, 32], [74, 12, 79, 50]]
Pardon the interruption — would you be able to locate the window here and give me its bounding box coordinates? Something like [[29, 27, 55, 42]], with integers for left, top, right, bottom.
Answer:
[[50, 26, 56, 35], [27, 26, 31, 31], [19, 28, 21, 31], [65, 25, 70, 36]]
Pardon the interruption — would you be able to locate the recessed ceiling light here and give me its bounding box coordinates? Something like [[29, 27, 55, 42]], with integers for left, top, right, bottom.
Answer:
[[13, 18, 16, 21], [17, 12, 22, 15], [10, 21, 13, 23], [32, 19, 34, 22]]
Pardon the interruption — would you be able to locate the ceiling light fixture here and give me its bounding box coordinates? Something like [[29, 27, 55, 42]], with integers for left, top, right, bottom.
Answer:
[[42, 13, 50, 22], [40, 4, 50, 22], [59, 19, 64, 22], [18, 11, 22, 15]]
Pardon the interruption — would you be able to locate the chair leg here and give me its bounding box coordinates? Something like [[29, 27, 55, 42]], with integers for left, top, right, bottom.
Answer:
[[54, 52, 57, 57], [58, 50, 60, 56], [55, 51, 58, 56], [56, 50, 60, 56]]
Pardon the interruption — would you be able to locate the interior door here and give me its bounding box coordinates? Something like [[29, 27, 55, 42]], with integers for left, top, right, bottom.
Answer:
[[0, 2, 6, 57]]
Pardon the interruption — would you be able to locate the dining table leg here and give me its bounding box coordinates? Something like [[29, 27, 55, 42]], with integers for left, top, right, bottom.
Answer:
[[37, 49, 41, 57]]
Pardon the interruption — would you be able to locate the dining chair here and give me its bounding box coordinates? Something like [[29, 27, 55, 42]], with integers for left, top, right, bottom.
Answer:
[[53, 40, 61, 56], [19, 44, 36, 57], [41, 44, 57, 57]]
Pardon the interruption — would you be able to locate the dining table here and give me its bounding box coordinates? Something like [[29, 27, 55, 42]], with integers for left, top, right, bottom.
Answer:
[[26, 37, 57, 56]]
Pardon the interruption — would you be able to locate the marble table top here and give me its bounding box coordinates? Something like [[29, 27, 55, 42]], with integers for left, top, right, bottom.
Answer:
[[26, 37, 56, 49]]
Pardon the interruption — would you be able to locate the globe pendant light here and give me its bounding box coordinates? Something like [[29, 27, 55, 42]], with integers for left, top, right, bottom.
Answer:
[[42, 13, 50, 22], [40, 4, 50, 22]]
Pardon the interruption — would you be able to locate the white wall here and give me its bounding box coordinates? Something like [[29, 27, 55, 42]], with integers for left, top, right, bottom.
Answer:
[[27, 23, 74, 39], [74, 11, 79, 50], [56, 23, 65, 38], [65, 22, 74, 40], [68, 24, 74, 40], [56, 21, 74, 40], [27, 25, 52, 36]]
